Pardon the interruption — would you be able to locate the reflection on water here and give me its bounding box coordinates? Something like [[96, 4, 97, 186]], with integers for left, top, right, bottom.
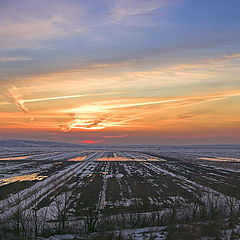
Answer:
[[0, 156, 29, 160], [68, 156, 86, 161], [0, 174, 47, 186], [147, 158, 166, 161], [198, 157, 240, 162]]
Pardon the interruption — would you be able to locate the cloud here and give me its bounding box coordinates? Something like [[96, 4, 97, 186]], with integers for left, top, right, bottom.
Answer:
[[168, 91, 240, 108], [0, 1, 87, 49], [58, 90, 240, 131], [173, 114, 197, 120], [23, 52, 240, 97], [60, 114, 141, 132], [0, 17, 65, 49], [122, 53, 240, 85], [158, 114, 199, 125], [103, 135, 128, 138], [110, 0, 182, 26], [62, 89, 240, 115], [0, 77, 34, 120], [112, 0, 167, 17], [0, 57, 31, 62], [0, 78, 28, 113]]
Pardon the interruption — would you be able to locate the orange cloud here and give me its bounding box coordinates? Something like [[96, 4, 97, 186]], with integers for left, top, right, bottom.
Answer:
[[103, 135, 128, 138]]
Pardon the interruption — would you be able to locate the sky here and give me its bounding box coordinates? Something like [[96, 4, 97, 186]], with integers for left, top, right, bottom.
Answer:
[[0, 0, 240, 145]]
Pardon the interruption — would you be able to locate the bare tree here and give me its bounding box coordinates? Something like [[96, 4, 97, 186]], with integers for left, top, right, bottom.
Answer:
[[82, 207, 99, 232], [7, 193, 28, 239], [51, 191, 74, 234]]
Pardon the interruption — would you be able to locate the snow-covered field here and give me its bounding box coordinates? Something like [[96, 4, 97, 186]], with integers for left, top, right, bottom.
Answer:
[[0, 144, 239, 239]]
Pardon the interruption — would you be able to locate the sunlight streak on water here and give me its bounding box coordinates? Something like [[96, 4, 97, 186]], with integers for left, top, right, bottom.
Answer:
[[68, 156, 86, 161], [0, 156, 29, 160], [198, 157, 240, 162], [0, 174, 47, 186]]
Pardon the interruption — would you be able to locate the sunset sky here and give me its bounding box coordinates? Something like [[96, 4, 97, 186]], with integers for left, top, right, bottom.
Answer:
[[0, 0, 240, 145]]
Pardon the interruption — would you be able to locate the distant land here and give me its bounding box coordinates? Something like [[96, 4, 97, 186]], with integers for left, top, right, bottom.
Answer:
[[0, 139, 239, 149]]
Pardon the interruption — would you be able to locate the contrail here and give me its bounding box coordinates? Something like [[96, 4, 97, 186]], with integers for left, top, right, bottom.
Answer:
[[64, 90, 240, 114], [66, 99, 181, 113], [0, 79, 31, 115], [23, 92, 124, 103]]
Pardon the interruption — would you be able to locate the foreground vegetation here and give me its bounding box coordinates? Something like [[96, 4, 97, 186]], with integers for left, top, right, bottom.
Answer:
[[1, 191, 240, 239]]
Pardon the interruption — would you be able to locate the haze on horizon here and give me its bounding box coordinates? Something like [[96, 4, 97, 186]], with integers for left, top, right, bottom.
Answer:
[[0, 0, 239, 145]]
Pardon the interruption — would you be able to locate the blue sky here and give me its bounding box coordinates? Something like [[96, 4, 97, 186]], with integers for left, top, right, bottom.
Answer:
[[1, 0, 239, 76]]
